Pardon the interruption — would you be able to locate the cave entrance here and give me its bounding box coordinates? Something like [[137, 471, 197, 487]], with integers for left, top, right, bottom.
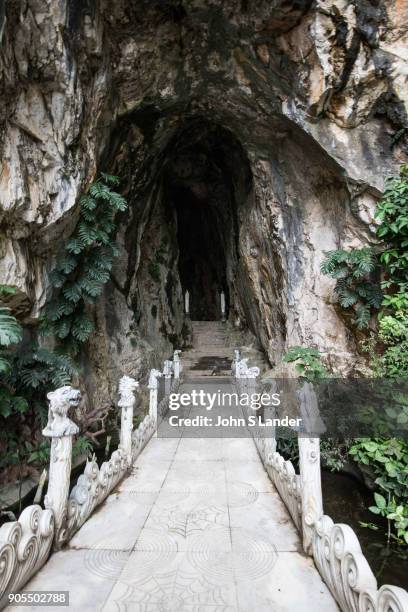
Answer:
[[162, 121, 251, 322]]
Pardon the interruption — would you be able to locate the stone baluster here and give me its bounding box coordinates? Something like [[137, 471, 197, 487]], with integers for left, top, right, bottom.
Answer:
[[163, 359, 173, 395], [148, 369, 163, 423], [233, 349, 241, 378], [173, 349, 181, 379], [246, 364, 258, 397], [260, 378, 277, 452], [42, 386, 81, 548], [118, 375, 139, 464], [235, 357, 259, 391], [297, 382, 323, 555]]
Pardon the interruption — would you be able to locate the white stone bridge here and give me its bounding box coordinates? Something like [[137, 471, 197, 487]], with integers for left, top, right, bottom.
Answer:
[[0, 323, 407, 611]]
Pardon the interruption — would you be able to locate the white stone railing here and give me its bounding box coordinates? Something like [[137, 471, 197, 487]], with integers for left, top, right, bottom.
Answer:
[[0, 505, 54, 607], [67, 355, 180, 541], [62, 376, 138, 543], [267, 445, 302, 533], [0, 351, 182, 605], [233, 353, 408, 612]]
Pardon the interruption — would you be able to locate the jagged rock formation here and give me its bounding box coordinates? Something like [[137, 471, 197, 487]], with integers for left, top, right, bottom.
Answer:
[[0, 0, 407, 403]]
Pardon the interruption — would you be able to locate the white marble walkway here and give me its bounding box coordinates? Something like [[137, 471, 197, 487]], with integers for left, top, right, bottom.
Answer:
[[9, 382, 338, 612]]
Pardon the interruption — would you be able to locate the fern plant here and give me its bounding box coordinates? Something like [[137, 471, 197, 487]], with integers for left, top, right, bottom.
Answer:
[[9, 347, 75, 390], [43, 174, 127, 354], [1, 346, 76, 419], [0, 285, 23, 377], [0, 307, 22, 373], [321, 248, 382, 329]]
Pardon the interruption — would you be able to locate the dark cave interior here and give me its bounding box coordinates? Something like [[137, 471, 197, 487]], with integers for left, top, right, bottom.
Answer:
[[161, 121, 253, 320]]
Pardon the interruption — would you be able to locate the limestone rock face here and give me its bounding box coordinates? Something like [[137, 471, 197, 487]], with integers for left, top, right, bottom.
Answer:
[[0, 0, 407, 399]]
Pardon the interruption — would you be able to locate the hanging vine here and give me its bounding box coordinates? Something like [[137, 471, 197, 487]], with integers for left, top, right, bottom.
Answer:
[[43, 173, 127, 355]]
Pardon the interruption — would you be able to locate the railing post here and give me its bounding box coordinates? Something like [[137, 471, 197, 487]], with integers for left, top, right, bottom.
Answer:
[[148, 369, 163, 424], [118, 375, 139, 464], [233, 350, 241, 378], [173, 350, 181, 379], [297, 382, 323, 555], [42, 386, 81, 549], [163, 359, 172, 395]]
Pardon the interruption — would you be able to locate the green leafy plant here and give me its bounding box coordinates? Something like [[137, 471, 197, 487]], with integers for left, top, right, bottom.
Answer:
[[72, 435, 94, 459], [320, 439, 351, 472], [368, 493, 408, 544], [377, 311, 408, 376], [26, 440, 51, 467], [0, 175, 126, 485], [321, 248, 382, 329], [43, 173, 127, 355], [0, 286, 23, 374], [0, 286, 27, 419], [6, 346, 76, 421], [376, 164, 408, 312], [275, 434, 299, 465], [0, 307, 22, 351], [283, 346, 328, 382], [350, 438, 408, 544], [11, 347, 74, 390], [306, 167, 408, 546]]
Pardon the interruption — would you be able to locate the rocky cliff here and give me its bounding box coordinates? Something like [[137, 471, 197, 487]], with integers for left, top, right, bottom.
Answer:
[[1, 0, 407, 404]]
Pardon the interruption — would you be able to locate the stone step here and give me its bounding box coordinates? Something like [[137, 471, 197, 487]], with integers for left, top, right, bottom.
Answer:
[[192, 341, 230, 354], [183, 343, 230, 358], [182, 321, 231, 378], [191, 320, 226, 325], [192, 332, 227, 338], [183, 371, 231, 379], [183, 350, 231, 355], [184, 367, 231, 374]]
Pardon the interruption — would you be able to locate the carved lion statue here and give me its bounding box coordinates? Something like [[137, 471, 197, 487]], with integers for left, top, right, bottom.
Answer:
[[42, 386, 81, 437]]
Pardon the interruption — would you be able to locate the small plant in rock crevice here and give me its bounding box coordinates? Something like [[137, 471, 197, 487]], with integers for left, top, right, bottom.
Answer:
[[282, 346, 329, 382]]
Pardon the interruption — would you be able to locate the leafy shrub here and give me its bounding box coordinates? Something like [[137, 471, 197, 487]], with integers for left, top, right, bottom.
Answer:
[[376, 164, 408, 311], [355, 177, 408, 542], [350, 438, 408, 543], [378, 311, 408, 376], [320, 439, 351, 472], [4, 347, 76, 420], [0, 286, 27, 419], [321, 248, 382, 329]]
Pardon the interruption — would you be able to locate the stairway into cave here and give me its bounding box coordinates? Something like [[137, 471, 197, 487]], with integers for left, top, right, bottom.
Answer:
[[182, 321, 232, 379]]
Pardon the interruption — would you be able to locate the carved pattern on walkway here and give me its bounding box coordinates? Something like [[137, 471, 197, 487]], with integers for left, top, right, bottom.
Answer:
[[107, 569, 234, 611]]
